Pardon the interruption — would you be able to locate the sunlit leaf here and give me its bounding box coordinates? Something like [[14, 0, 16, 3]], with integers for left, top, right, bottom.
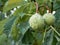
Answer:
[[3, 0, 24, 13]]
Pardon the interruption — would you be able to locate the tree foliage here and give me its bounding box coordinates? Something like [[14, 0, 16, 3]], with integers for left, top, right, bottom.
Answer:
[[0, 0, 60, 45]]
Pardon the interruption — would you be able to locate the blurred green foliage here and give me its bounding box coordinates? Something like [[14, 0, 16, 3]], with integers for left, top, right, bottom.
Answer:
[[0, 0, 60, 45]]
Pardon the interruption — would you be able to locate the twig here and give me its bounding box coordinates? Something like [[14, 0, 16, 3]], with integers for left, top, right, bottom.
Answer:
[[42, 29, 46, 43], [51, 2, 53, 13], [34, 1, 39, 13], [50, 26, 60, 37], [38, 4, 51, 13], [31, 0, 36, 2], [42, 26, 50, 43], [45, 5, 51, 13]]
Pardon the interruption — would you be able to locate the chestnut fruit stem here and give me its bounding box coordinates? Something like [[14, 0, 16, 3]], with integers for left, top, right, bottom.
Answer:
[[50, 26, 60, 36], [34, 2, 39, 13]]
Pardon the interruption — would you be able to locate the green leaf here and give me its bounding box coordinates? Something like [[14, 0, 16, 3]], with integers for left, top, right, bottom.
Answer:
[[33, 32, 43, 45], [22, 30, 34, 44], [54, 9, 60, 29], [0, 34, 7, 45], [43, 29, 54, 45], [13, 2, 35, 16], [4, 16, 16, 35], [0, 18, 8, 35], [56, 41, 60, 45], [52, 36, 57, 45], [11, 16, 21, 41], [53, 2, 60, 34], [53, 2, 60, 11], [18, 21, 30, 35], [13, 2, 30, 16], [18, 15, 30, 35], [56, 0, 60, 4], [3, 0, 24, 13], [55, 35, 60, 42], [0, 13, 5, 21]]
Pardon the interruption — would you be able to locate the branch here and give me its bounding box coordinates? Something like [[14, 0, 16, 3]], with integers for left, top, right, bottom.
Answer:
[[50, 26, 60, 37], [31, 0, 36, 2], [51, 2, 53, 13], [45, 6, 51, 13], [38, 3, 51, 13], [35, 2, 39, 13]]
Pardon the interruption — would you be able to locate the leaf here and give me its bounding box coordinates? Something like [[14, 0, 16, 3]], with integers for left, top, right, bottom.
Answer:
[[53, 2, 60, 34], [33, 32, 43, 45], [22, 30, 34, 44], [22, 2, 35, 14], [55, 35, 60, 42], [56, 41, 60, 45], [18, 21, 30, 35], [53, 3, 60, 11], [0, 13, 5, 21], [3, 0, 24, 13], [4, 16, 16, 35], [18, 15, 30, 35], [11, 16, 21, 41], [13, 2, 30, 16], [52, 35, 57, 45], [13, 2, 35, 16], [15, 15, 30, 43], [54, 9, 60, 29], [43, 29, 54, 45], [56, 0, 60, 4], [0, 18, 8, 35], [0, 34, 7, 45]]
